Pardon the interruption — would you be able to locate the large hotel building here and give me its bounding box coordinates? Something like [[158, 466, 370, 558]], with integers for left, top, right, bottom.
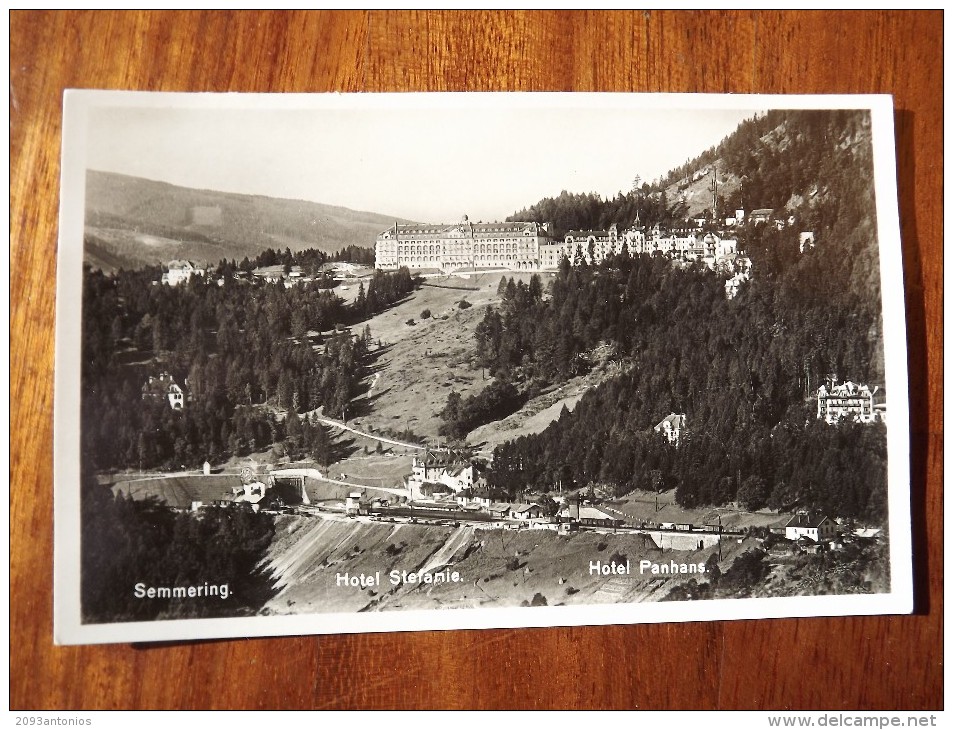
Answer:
[[374, 217, 557, 273], [375, 217, 739, 273]]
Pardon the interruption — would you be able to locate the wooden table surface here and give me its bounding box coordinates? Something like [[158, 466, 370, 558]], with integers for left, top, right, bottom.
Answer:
[[10, 11, 942, 710]]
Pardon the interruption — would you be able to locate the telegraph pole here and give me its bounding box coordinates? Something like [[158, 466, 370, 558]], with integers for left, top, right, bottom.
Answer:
[[718, 514, 723, 561]]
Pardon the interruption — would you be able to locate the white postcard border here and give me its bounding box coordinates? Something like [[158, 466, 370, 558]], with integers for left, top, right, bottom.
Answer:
[[54, 91, 913, 645]]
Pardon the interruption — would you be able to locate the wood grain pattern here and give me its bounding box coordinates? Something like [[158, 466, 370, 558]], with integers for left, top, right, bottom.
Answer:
[[11, 10, 941, 710]]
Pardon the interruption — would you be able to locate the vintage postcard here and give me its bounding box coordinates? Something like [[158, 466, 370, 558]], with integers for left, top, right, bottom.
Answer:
[[54, 92, 911, 644]]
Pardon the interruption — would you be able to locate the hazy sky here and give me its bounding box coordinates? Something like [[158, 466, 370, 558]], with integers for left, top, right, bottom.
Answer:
[[86, 97, 759, 223]]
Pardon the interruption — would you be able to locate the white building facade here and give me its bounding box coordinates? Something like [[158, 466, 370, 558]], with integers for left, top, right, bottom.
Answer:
[[785, 513, 836, 542], [375, 218, 553, 272], [161, 260, 205, 286], [816, 380, 881, 424], [375, 220, 743, 285]]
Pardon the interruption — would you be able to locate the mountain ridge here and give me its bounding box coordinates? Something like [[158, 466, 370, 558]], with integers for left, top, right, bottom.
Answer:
[[83, 170, 415, 271]]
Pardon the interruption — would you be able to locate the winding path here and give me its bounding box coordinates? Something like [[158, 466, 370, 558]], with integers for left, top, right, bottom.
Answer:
[[309, 413, 429, 453]]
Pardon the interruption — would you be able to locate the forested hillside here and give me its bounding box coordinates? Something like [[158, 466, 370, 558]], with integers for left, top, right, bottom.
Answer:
[[482, 109, 887, 521], [508, 188, 687, 239], [82, 265, 417, 472], [79, 250, 418, 624], [81, 458, 278, 622], [510, 109, 880, 308]]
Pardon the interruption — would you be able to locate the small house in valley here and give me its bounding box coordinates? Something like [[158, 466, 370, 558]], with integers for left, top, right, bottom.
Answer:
[[508, 503, 546, 521], [785, 513, 836, 543]]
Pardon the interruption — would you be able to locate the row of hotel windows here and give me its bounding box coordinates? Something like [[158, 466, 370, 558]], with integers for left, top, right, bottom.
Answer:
[[381, 241, 538, 249], [379, 254, 534, 263], [382, 244, 539, 255], [381, 244, 707, 260], [386, 237, 531, 245], [396, 229, 526, 236], [381, 238, 704, 253]]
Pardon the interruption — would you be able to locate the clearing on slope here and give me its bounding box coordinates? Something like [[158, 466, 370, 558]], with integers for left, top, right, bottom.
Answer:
[[350, 272, 555, 442]]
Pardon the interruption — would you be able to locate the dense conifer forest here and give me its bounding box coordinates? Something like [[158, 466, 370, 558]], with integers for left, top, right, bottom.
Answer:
[[81, 460, 278, 622], [508, 188, 687, 238], [482, 109, 887, 521], [81, 262, 415, 472], [80, 260, 415, 622], [236, 244, 376, 273]]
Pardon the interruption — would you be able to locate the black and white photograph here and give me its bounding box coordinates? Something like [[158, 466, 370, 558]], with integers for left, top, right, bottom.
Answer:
[[54, 92, 911, 644]]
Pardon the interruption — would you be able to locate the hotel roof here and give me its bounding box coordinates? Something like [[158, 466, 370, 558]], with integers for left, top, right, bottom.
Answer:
[[785, 513, 830, 529]]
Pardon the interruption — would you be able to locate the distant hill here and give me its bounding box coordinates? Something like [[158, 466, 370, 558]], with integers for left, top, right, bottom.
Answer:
[[83, 170, 413, 271]]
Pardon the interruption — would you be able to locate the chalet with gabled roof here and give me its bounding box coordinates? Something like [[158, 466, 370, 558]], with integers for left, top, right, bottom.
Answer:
[[487, 502, 514, 519], [508, 503, 546, 521], [141, 372, 187, 410], [785, 513, 836, 542]]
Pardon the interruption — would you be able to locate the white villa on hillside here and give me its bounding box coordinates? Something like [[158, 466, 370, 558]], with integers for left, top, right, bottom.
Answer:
[[654, 413, 686, 445], [161, 260, 205, 286], [816, 380, 883, 424], [141, 372, 187, 410]]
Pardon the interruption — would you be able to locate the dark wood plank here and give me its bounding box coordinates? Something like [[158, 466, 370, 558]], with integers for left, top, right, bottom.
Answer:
[[10, 9, 941, 710]]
